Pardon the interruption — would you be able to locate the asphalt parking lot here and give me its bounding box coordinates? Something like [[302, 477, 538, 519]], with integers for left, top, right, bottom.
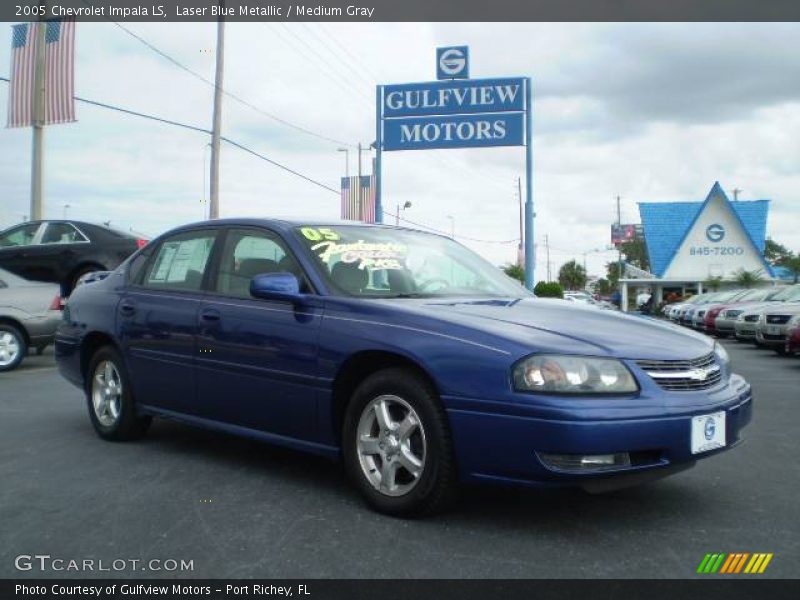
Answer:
[[1, 341, 797, 579]]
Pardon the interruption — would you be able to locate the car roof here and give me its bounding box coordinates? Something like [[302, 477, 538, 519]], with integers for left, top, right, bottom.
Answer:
[[160, 218, 451, 239]]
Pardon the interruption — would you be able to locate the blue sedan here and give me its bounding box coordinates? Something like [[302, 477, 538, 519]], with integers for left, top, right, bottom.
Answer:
[[55, 219, 752, 516]]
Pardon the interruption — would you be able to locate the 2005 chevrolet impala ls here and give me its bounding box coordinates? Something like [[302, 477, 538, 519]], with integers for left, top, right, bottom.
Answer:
[[55, 220, 752, 516]]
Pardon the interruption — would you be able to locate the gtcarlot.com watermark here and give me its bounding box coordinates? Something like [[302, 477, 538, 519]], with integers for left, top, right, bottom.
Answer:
[[14, 554, 194, 573]]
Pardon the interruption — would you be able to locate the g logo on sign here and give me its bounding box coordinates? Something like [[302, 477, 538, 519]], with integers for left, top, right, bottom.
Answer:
[[437, 46, 469, 80], [706, 223, 725, 243], [704, 417, 716, 441]]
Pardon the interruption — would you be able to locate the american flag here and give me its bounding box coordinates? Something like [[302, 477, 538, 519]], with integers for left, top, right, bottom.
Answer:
[[341, 175, 376, 223], [7, 20, 76, 128]]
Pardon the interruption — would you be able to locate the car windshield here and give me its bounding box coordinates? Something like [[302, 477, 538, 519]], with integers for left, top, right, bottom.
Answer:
[[295, 225, 530, 299], [772, 285, 800, 301]]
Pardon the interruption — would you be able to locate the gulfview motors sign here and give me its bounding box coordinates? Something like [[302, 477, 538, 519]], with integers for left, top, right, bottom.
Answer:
[[380, 50, 528, 151]]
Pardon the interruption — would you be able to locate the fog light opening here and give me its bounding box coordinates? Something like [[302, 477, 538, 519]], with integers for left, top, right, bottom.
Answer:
[[538, 452, 632, 472]]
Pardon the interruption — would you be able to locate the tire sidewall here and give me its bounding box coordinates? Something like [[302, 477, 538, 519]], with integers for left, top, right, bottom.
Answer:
[[343, 368, 455, 516], [0, 324, 27, 372], [85, 346, 138, 440]]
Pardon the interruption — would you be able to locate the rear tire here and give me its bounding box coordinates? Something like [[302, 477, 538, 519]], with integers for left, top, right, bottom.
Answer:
[[68, 265, 104, 296], [342, 367, 458, 517], [86, 345, 151, 441], [0, 324, 26, 372]]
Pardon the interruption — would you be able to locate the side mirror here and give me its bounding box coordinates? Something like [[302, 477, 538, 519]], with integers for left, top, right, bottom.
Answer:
[[250, 272, 302, 302]]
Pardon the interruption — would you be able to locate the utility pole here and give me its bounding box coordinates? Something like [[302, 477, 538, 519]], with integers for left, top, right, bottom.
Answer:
[[733, 188, 741, 201], [616, 195, 623, 284], [357, 143, 363, 221], [30, 14, 47, 221], [544, 234, 551, 281], [517, 177, 524, 267], [208, 7, 226, 220]]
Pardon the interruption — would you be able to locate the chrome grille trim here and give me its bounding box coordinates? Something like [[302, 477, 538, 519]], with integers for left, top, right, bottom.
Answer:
[[766, 315, 791, 324], [636, 352, 722, 391]]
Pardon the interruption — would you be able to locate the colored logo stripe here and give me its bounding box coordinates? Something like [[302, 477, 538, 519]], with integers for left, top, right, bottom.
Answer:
[[698, 553, 773, 574]]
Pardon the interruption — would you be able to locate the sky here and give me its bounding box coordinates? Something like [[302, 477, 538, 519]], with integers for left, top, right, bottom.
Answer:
[[1, 21, 799, 278]]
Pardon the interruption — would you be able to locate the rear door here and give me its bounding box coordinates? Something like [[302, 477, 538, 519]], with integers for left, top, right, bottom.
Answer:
[[118, 228, 220, 414], [195, 227, 323, 440], [27, 222, 91, 286], [0, 223, 45, 279]]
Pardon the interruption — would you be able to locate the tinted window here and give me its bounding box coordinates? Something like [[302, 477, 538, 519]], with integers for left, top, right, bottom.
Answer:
[[215, 229, 306, 298], [0, 223, 39, 247], [141, 230, 217, 292], [41, 223, 88, 244]]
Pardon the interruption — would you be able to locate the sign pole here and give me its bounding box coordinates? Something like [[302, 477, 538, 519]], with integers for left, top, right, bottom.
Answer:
[[524, 77, 535, 290], [30, 18, 47, 221], [375, 85, 383, 223]]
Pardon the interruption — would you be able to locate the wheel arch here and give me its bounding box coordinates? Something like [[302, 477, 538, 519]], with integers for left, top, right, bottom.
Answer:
[[330, 350, 441, 445], [0, 317, 30, 347], [80, 331, 121, 384]]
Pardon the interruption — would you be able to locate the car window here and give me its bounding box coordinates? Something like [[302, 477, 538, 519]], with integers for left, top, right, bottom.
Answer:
[[215, 229, 307, 298], [0, 223, 39, 247], [40, 223, 88, 244], [141, 230, 217, 292]]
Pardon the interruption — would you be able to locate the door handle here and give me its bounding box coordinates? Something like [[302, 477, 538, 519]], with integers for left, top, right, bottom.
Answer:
[[119, 301, 136, 316], [199, 309, 221, 322]]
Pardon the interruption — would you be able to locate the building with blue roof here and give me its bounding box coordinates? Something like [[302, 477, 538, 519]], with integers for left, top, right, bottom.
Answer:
[[619, 182, 775, 310]]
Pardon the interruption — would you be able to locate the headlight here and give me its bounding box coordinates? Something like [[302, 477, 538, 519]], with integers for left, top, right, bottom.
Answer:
[[789, 315, 800, 327], [714, 342, 730, 367], [512, 354, 638, 394]]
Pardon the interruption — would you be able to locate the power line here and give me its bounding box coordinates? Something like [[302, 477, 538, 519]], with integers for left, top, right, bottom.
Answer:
[[1, 76, 519, 244], [0, 75, 338, 194], [106, 18, 357, 148]]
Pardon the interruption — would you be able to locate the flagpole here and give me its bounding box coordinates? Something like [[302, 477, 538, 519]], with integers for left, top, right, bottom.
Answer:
[[209, 8, 225, 220], [30, 16, 47, 221]]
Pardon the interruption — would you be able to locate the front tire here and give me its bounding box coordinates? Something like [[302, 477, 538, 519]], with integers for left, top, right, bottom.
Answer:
[[342, 368, 458, 517], [86, 346, 151, 441], [0, 324, 26, 372]]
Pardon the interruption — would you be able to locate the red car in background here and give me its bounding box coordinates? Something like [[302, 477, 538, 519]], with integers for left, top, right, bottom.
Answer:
[[787, 319, 800, 356], [704, 288, 776, 337]]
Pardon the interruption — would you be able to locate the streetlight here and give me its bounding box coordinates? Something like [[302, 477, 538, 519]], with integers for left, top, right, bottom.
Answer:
[[337, 148, 350, 178], [446, 215, 455, 238], [396, 200, 412, 225]]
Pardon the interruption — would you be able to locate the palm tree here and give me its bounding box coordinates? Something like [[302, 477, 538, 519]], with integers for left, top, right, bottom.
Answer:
[[732, 268, 764, 289], [704, 276, 723, 291], [558, 260, 587, 291], [780, 255, 800, 284]]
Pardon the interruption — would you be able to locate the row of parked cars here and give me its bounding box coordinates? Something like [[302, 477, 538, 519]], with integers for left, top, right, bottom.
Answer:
[[0, 219, 146, 371], [664, 284, 800, 356]]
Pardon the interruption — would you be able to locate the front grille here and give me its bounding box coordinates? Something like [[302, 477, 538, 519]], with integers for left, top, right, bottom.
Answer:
[[636, 352, 722, 392], [766, 315, 791, 324], [744, 314, 760, 322]]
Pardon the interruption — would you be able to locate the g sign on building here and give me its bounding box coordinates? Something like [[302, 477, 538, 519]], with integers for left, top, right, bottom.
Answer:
[[618, 182, 774, 310]]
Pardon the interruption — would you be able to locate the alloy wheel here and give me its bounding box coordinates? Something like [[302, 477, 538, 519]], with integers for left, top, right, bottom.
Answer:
[[92, 360, 123, 427], [0, 331, 21, 367], [356, 394, 427, 497]]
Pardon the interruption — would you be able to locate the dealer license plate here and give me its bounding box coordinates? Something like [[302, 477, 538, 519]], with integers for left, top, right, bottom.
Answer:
[[691, 411, 726, 454], [766, 325, 781, 335]]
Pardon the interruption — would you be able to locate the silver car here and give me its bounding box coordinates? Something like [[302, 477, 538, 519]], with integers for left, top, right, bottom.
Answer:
[[756, 302, 800, 355], [0, 268, 62, 371], [691, 289, 748, 330], [713, 288, 786, 336], [734, 285, 800, 342]]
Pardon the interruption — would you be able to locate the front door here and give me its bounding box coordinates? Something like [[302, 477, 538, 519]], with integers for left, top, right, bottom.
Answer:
[[118, 228, 220, 414], [195, 227, 323, 441]]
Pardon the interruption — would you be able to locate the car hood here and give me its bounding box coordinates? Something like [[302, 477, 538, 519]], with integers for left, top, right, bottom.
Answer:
[[378, 297, 714, 361]]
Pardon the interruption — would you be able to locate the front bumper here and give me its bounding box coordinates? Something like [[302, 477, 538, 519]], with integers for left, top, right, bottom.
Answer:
[[445, 375, 752, 489]]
